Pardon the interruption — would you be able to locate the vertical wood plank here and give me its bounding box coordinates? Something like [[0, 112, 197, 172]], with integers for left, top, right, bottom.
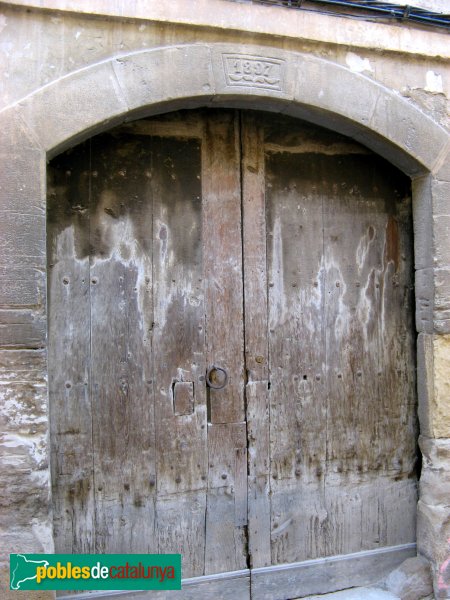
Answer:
[[150, 134, 207, 578], [322, 154, 416, 556], [207, 422, 246, 489], [203, 110, 245, 425], [262, 113, 416, 565], [47, 143, 95, 553], [264, 118, 328, 563], [246, 383, 271, 568], [202, 110, 248, 576], [235, 447, 248, 527], [205, 421, 248, 574], [241, 112, 271, 568], [156, 492, 207, 578], [241, 112, 269, 383], [89, 133, 156, 553]]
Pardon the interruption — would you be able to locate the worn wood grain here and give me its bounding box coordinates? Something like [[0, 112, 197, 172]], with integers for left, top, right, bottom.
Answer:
[[48, 109, 417, 598], [150, 134, 207, 576], [205, 421, 247, 574], [207, 422, 246, 489], [251, 543, 416, 600], [265, 132, 328, 563], [241, 112, 269, 383], [235, 446, 248, 527], [173, 381, 195, 416], [205, 487, 248, 575], [201, 111, 248, 576], [241, 113, 271, 569], [263, 113, 416, 567], [120, 111, 204, 140], [47, 144, 95, 553], [202, 110, 245, 425], [156, 492, 207, 578], [321, 153, 416, 556], [89, 133, 156, 554], [246, 381, 271, 569]]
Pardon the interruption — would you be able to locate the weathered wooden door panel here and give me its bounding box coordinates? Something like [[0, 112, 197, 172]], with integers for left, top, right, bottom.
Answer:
[[48, 143, 95, 554], [48, 110, 248, 584], [321, 154, 416, 556], [48, 109, 417, 599], [203, 112, 248, 575], [241, 113, 272, 570], [264, 126, 329, 566], [149, 134, 208, 574], [88, 134, 156, 555], [262, 113, 417, 569]]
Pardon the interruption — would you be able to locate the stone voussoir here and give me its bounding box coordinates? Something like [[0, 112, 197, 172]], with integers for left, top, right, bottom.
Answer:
[[16, 60, 129, 157], [113, 44, 216, 113], [370, 91, 449, 178]]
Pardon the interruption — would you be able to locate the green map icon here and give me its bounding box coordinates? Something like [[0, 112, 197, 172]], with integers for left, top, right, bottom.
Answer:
[[10, 554, 49, 590]]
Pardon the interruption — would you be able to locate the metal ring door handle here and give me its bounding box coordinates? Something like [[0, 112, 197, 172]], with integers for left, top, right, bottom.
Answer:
[[206, 366, 228, 390]]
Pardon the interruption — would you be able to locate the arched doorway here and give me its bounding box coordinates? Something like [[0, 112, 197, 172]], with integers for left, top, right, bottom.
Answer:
[[48, 108, 417, 598]]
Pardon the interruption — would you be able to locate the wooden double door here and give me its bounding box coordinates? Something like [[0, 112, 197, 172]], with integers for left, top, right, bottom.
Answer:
[[48, 109, 417, 598]]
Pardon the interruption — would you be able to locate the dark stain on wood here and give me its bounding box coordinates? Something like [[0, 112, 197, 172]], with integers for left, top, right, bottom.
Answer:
[[385, 215, 400, 271], [47, 145, 91, 262]]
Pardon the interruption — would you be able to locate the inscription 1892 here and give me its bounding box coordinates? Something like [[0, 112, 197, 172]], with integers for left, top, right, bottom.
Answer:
[[223, 54, 285, 91]]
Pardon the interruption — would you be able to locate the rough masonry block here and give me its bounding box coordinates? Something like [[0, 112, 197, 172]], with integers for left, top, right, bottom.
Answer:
[[435, 269, 450, 333], [17, 61, 128, 156], [114, 45, 214, 113], [412, 176, 433, 270], [415, 269, 434, 334], [432, 180, 450, 216], [417, 334, 450, 438], [370, 93, 448, 179], [419, 436, 450, 507]]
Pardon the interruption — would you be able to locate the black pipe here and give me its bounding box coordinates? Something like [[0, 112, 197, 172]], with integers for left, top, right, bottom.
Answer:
[[237, 0, 450, 30]]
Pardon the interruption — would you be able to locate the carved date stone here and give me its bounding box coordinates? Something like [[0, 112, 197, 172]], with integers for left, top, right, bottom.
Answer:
[[223, 53, 285, 91]]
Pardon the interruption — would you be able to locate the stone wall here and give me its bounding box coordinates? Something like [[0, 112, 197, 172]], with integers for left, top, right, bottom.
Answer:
[[0, 1, 449, 597]]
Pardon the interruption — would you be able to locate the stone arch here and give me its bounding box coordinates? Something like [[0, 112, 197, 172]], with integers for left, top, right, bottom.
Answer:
[[1, 43, 449, 588], [5, 43, 448, 174]]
